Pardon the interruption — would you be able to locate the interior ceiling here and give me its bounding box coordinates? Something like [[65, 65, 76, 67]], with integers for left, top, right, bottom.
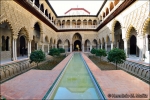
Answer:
[[48, 1, 104, 16]]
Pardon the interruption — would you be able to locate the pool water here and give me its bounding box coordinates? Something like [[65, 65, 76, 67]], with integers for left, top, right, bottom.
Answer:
[[48, 53, 103, 99]]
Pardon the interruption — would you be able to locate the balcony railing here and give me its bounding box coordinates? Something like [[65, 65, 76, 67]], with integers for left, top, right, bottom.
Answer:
[[26, 0, 59, 29], [57, 25, 98, 29], [26, 0, 100, 30], [27, 0, 125, 30], [101, 1, 124, 23]]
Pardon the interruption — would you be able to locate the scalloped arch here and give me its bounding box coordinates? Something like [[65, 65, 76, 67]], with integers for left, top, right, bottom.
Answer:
[[102, 37, 105, 44], [33, 21, 43, 34], [99, 39, 101, 44], [71, 33, 83, 39], [19, 27, 30, 40], [126, 25, 138, 40], [92, 39, 98, 43], [0, 19, 14, 34], [142, 17, 150, 35], [45, 35, 49, 42], [106, 35, 111, 43], [64, 39, 70, 44], [84, 39, 91, 45], [111, 20, 122, 42]]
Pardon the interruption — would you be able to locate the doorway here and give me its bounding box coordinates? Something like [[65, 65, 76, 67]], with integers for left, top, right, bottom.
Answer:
[[74, 40, 81, 51]]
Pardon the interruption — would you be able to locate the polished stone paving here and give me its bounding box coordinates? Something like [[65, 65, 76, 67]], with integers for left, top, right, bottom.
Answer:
[[0, 55, 28, 65], [82, 53, 150, 99], [1, 54, 73, 99], [1, 53, 149, 99]]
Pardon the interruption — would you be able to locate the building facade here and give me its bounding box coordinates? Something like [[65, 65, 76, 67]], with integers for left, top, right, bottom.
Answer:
[[0, 0, 149, 64]]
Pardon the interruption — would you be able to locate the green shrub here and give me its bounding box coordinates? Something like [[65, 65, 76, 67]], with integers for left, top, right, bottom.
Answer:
[[49, 48, 60, 56], [107, 48, 126, 70], [30, 49, 46, 68], [58, 48, 65, 53], [96, 49, 107, 61], [90, 48, 97, 54]]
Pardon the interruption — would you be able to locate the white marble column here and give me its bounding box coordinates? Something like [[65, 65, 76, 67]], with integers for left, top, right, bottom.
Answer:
[[97, 44, 100, 49], [12, 38, 15, 61], [38, 4, 41, 11], [51, 44, 53, 49], [101, 44, 102, 49], [145, 34, 150, 63], [123, 38, 128, 57], [105, 43, 107, 51], [48, 44, 49, 53], [70, 44, 72, 52], [32, 0, 35, 6], [90, 45, 92, 51], [55, 44, 57, 48], [76, 21, 77, 28], [138, 35, 144, 61], [87, 21, 88, 28], [70, 21, 72, 28], [29, 41, 31, 54], [145, 34, 148, 51], [27, 41, 31, 57], [111, 42, 113, 50], [14, 39, 17, 60], [42, 44, 44, 51], [62, 44, 64, 49], [28, 41, 31, 57], [82, 44, 84, 52], [87, 46, 89, 52], [64, 21, 65, 28]]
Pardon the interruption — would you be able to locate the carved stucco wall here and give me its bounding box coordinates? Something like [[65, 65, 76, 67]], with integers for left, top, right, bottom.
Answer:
[[98, 1, 149, 44], [0, 1, 57, 43], [0, 1, 149, 51], [57, 31, 98, 45]]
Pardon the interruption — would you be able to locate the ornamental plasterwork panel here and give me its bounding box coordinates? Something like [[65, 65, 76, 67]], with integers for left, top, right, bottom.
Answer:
[[124, 1, 149, 35], [58, 33, 71, 43], [2, 1, 58, 41]]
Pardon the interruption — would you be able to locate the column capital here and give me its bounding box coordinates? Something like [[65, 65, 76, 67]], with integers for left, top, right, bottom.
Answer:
[[13, 35, 18, 39], [110, 41, 114, 43], [137, 34, 144, 38], [123, 38, 127, 42], [121, 26, 126, 29], [28, 38, 33, 42], [145, 34, 149, 36]]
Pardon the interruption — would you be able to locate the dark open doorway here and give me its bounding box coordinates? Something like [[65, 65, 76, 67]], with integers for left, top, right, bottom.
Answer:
[[74, 40, 81, 51], [130, 35, 136, 54], [20, 36, 26, 56]]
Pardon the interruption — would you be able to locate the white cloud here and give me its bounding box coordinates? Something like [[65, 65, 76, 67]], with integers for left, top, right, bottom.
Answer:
[[49, 1, 104, 16]]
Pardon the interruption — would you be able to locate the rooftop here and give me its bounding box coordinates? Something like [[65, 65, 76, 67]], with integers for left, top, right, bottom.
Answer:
[[64, 8, 90, 15]]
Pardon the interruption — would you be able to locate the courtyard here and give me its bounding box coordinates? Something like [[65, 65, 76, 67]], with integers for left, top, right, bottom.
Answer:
[[1, 53, 150, 99], [0, 0, 150, 99]]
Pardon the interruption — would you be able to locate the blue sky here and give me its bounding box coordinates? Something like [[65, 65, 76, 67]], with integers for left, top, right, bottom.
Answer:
[[49, 1, 104, 16]]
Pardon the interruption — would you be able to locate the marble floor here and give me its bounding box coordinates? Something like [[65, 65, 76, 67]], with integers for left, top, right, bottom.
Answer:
[[1, 53, 149, 99], [1, 53, 73, 99], [127, 55, 149, 66], [0, 55, 28, 65], [82, 53, 150, 100]]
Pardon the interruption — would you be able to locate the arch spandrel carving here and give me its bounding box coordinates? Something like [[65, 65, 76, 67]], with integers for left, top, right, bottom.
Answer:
[[142, 17, 150, 35]]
